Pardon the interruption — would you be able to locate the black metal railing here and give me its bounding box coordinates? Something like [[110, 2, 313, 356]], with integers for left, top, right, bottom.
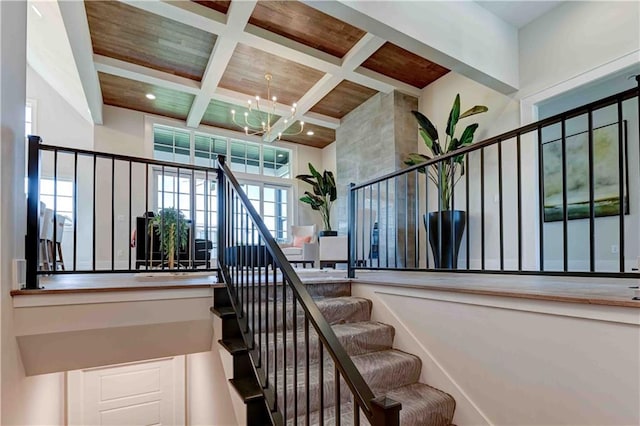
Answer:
[[349, 81, 640, 278], [25, 136, 218, 289], [217, 155, 400, 425]]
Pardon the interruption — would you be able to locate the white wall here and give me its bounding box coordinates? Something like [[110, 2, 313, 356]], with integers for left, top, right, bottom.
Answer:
[[519, 1, 640, 99], [353, 282, 640, 426], [419, 71, 526, 269], [1, 2, 66, 425], [26, 65, 93, 150]]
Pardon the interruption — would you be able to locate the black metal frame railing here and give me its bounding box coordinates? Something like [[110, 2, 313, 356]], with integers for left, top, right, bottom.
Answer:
[[25, 136, 218, 289], [217, 155, 400, 425], [348, 79, 640, 279]]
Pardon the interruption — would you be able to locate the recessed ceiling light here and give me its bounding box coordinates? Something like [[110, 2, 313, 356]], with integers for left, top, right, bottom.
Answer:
[[306, 131, 314, 136], [145, 93, 156, 100], [277, 153, 284, 158], [31, 5, 42, 18]]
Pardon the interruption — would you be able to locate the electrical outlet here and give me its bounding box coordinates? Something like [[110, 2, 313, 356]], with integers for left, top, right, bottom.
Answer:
[[117, 249, 124, 258], [117, 215, 125, 222], [611, 244, 619, 254]]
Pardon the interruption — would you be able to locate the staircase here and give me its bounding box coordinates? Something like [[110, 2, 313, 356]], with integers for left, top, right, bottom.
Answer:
[[212, 279, 456, 425]]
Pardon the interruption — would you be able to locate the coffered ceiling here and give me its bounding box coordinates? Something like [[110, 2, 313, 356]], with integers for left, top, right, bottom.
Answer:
[[76, 0, 451, 148]]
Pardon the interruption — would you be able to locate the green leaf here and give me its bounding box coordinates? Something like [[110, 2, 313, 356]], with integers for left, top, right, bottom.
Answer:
[[295, 174, 316, 187], [459, 105, 488, 119], [405, 153, 432, 174], [418, 128, 440, 155], [446, 138, 459, 153], [324, 171, 337, 201], [411, 110, 439, 144], [446, 94, 461, 137], [458, 123, 479, 147]]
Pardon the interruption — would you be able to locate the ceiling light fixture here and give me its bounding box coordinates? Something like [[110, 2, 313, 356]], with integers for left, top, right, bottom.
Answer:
[[145, 93, 156, 100], [306, 131, 314, 136], [231, 74, 304, 141]]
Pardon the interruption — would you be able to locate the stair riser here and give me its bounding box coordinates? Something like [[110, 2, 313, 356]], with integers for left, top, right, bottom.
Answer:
[[230, 281, 351, 303], [258, 324, 395, 370], [242, 298, 372, 334]]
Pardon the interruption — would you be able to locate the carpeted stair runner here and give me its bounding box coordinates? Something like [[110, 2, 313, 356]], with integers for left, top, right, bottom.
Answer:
[[255, 282, 456, 425]]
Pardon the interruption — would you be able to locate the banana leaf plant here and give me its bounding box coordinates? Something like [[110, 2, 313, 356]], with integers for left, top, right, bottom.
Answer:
[[149, 207, 189, 269], [406, 94, 488, 210], [296, 163, 337, 232]]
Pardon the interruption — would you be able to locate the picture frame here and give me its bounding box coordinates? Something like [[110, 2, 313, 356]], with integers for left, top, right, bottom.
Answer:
[[542, 120, 629, 222]]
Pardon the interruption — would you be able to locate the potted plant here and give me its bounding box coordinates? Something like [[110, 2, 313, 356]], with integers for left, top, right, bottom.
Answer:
[[405, 94, 488, 269], [149, 207, 189, 269], [296, 163, 337, 236]]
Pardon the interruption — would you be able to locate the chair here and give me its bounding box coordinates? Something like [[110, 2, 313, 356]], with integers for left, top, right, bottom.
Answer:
[[280, 225, 318, 267], [53, 214, 67, 270], [39, 207, 54, 271]]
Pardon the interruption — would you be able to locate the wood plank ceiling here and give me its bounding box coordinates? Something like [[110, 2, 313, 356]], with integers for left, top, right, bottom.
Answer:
[[86, 0, 450, 148]]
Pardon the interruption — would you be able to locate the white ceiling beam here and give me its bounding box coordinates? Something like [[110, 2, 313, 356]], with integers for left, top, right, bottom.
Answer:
[[354, 67, 423, 97], [267, 32, 395, 141], [94, 55, 201, 95], [58, 0, 103, 124], [186, 0, 257, 128], [118, 0, 226, 35], [267, 74, 343, 141]]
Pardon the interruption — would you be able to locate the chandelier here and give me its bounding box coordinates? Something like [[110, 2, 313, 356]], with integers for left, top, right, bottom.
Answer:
[[230, 74, 304, 141]]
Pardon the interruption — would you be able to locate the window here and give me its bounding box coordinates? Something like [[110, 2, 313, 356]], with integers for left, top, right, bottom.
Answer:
[[151, 124, 293, 242], [26, 101, 35, 135], [40, 178, 74, 224], [152, 124, 292, 178]]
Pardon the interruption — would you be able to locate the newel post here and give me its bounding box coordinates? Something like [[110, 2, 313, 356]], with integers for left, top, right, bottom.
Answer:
[[25, 135, 42, 289], [370, 396, 401, 426], [216, 155, 226, 284], [347, 182, 356, 279]]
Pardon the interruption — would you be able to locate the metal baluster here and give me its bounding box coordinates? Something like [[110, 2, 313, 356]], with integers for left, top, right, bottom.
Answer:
[[450, 157, 455, 270], [282, 275, 287, 421], [145, 163, 149, 271], [293, 296, 298, 421], [498, 141, 504, 270], [161, 165, 165, 270], [53, 149, 58, 272], [404, 175, 408, 268], [335, 365, 341, 426], [369, 184, 373, 268], [394, 177, 398, 268], [537, 126, 545, 271], [465, 154, 470, 270], [73, 153, 78, 271], [265, 242, 270, 387], [425, 169, 429, 269], [177, 167, 181, 269], [561, 118, 568, 271], [386, 180, 389, 268], [480, 149, 485, 270], [305, 317, 310, 425], [437, 162, 442, 269], [93, 154, 97, 270], [377, 182, 381, 268], [588, 110, 595, 272], [319, 344, 324, 425], [516, 134, 522, 271], [128, 161, 132, 270], [415, 171, 419, 268], [273, 257, 278, 411], [617, 99, 625, 272], [258, 235, 263, 368]]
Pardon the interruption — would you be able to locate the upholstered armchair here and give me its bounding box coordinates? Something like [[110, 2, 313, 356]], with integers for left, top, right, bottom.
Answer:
[[280, 225, 318, 267]]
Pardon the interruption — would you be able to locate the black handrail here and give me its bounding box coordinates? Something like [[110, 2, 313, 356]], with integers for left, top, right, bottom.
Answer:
[[217, 155, 399, 424]]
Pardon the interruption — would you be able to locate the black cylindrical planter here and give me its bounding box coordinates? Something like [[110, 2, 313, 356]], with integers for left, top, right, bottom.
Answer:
[[319, 230, 338, 237], [425, 210, 467, 269]]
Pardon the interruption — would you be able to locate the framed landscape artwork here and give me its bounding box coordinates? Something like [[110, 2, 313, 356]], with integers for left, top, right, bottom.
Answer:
[[542, 121, 628, 222]]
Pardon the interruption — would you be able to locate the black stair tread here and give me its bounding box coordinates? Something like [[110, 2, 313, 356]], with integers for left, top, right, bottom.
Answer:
[[210, 305, 236, 318], [218, 338, 247, 355], [229, 377, 264, 403]]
